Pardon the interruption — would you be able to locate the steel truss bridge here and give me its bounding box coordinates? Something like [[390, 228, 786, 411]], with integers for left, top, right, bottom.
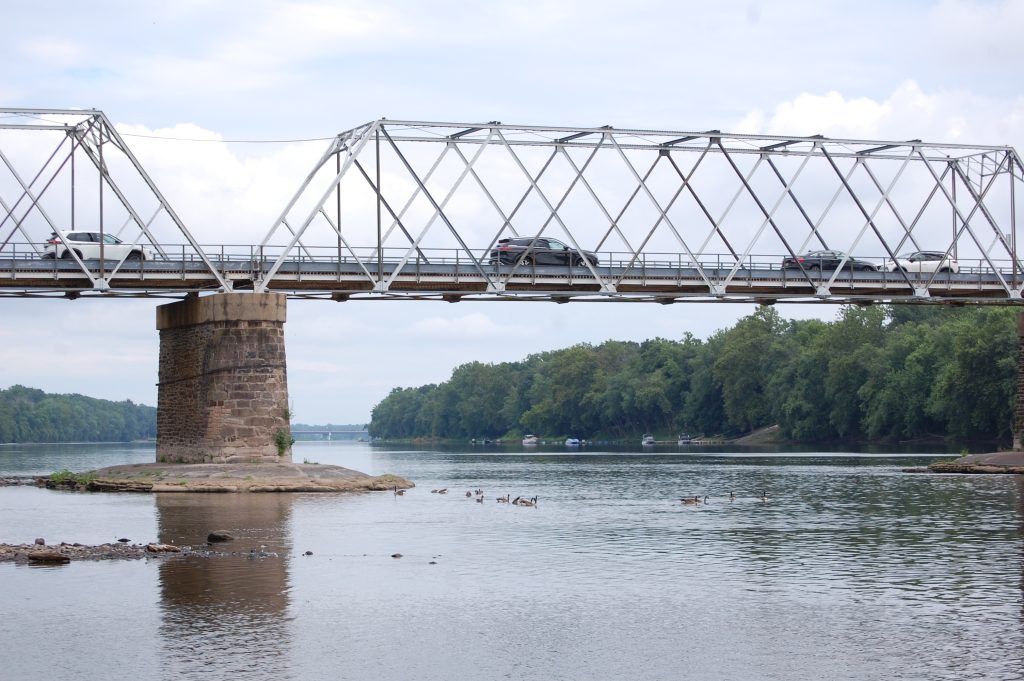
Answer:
[[1, 108, 1022, 305]]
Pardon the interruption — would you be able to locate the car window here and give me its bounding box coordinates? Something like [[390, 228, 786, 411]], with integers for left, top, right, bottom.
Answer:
[[548, 239, 567, 250], [101, 234, 122, 244]]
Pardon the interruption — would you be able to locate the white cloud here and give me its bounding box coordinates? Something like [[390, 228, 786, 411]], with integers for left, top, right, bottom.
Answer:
[[18, 37, 81, 65], [734, 80, 1024, 148], [113, 122, 327, 244], [928, 0, 1024, 66], [406, 312, 531, 341]]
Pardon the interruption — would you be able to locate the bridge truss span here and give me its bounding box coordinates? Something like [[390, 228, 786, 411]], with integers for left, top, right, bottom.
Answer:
[[259, 119, 1024, 305], [0, 108, 230, 296], [1, 110, 1022, 305]]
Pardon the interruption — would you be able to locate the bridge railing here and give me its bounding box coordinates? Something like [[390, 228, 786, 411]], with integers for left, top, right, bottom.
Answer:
[[0, 242, 1019, 281]]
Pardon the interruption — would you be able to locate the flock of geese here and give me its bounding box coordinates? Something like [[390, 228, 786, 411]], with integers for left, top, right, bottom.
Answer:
[[394, 487, 539, 506], [681, 490, 769, 505], [397, 486, 766, 507]]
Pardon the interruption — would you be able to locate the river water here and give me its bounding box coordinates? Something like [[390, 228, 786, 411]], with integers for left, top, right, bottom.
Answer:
[[1, 442, 1022, 680]]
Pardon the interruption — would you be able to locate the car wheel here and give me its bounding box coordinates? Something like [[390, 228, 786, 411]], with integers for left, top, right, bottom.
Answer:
[[60, 249, 78, 260], [40, 252, 54, 259], [938, 266, 951, 273], [127, 250, 142, 260], [808, 264, 820, 272], [573, 256, 586, 267], [521, 255, 534, 266]]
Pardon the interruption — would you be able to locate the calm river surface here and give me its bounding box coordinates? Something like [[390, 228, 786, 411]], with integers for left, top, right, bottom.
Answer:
[[1, 442, 1023, 680]]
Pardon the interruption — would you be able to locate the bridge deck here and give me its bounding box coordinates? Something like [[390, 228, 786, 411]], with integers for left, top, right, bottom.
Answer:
[[0, 256, 1018, 304]]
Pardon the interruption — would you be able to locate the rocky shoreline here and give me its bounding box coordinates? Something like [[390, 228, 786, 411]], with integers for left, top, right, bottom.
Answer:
[[927, 451, 1024, 474], [1, 463, 414, 493], [0, 540, 277, 564]]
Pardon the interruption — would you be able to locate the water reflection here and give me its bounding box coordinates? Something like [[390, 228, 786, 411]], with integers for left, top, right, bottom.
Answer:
[[4, 443, 1024, 679], [155, 494, 294, 681]]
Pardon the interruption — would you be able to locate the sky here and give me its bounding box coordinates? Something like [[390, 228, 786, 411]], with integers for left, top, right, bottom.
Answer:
[[1, 0, 1023, 424]]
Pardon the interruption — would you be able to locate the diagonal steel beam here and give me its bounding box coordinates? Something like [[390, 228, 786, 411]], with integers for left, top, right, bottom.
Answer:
[[606, 133, 716, 293], [0, 119, 92, 249], [819, 146, 917, 292], [257, 122, 378, 292], [95, 112, 229, 289], [492, 129, 616, 291], [663, 146, 739, 261], [719, 147, 814, 287], [379, 126, 496, 291]]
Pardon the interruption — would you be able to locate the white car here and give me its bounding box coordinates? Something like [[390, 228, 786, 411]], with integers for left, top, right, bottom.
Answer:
[[886, 250, 959, 274], [42, 231, 155, 261]]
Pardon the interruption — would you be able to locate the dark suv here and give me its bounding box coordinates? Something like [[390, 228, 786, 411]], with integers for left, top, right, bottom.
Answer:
[[488, 237, 599, 267], [781, 249, 877, 272]]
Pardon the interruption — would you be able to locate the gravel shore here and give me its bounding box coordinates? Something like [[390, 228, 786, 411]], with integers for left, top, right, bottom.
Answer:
[[0, 541, 276, 564]]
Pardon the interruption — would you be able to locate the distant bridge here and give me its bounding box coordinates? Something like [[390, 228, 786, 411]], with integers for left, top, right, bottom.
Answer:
[[292, 429, 367, 441], [1, 108, 1021, 305]]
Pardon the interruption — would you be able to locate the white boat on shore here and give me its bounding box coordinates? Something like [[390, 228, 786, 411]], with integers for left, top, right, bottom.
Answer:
[[522, 434, 539, 446], [641, 434, 655, 447], [565, 437, 581, 447]]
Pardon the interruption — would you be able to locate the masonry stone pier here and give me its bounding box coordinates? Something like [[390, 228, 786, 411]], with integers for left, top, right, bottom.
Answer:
[[156, 292, 292, 464]]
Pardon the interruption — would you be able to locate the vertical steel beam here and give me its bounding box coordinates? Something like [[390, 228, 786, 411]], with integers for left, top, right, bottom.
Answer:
[[376, 126, 382, 286]]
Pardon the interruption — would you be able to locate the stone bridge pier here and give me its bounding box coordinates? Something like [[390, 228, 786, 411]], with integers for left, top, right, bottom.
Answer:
[[156, 292, 292, 464]]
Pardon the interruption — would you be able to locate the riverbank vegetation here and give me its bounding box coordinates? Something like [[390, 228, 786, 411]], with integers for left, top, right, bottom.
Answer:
[[369, 306, 1017, 444], [0, 385, 156, 443]]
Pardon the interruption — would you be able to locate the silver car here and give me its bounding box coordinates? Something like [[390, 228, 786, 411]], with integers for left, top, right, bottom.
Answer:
[[886, 250, 959, 274], [42, 231, 155, 261]]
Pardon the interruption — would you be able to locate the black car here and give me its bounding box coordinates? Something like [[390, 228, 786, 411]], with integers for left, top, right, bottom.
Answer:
[[781, 249, 877, 272], [488, 237, 599, 267]]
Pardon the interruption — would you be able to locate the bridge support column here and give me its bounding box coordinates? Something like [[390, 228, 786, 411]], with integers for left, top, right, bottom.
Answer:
[[156, 293, 292, 464], [1016, 312, 1024, 451]]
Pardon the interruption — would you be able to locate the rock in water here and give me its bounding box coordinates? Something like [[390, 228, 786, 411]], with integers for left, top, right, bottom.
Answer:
[[28, 550, 69, 564], [146, 544, 181, 553], [207, 531, 234, 543]]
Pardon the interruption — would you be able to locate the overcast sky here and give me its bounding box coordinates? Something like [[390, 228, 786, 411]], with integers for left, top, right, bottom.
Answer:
[[1, 0, 1023, 424]]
